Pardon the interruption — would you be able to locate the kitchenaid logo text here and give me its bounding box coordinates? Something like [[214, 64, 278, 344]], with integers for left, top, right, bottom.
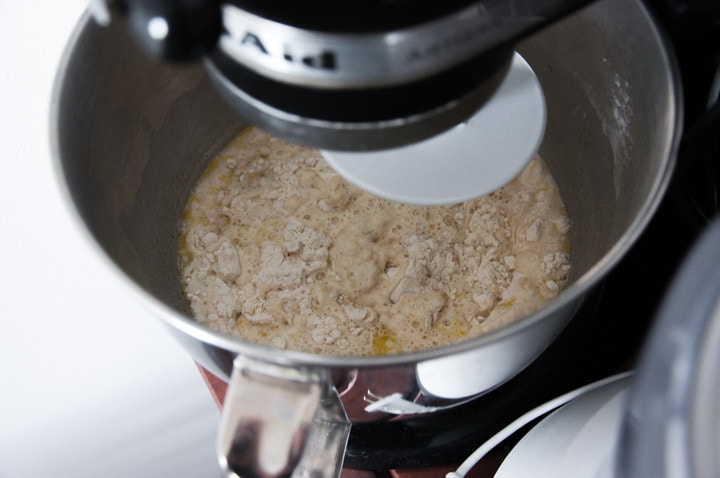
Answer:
[[404, 23, 487, 65], [221, 5, 340, 74], [220, 4, 495, 85], [237, 32, 337, 71]]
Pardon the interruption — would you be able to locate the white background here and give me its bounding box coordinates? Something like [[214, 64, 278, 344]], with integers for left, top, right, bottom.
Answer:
[[0, 3, 222, 477]]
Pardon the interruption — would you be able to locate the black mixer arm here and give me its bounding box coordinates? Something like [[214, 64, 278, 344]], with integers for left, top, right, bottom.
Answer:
[[95, 0, 597, 150]]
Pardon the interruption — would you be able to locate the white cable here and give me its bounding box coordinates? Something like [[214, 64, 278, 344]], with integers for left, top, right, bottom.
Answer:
[[446, 371, 634, 478]]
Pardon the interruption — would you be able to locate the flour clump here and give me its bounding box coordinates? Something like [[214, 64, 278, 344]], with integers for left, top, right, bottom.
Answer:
[[179, 127, 571, 355]]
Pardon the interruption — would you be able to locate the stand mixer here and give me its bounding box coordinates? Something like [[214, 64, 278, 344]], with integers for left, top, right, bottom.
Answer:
[[89, 0, 595, 204], [53, 1, 683, 476]]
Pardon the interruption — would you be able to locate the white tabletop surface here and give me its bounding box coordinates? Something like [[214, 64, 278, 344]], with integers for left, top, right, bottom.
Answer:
[[0, 3, 221, 476]]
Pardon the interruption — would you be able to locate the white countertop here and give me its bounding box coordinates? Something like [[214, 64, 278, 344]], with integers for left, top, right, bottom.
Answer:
[[0, 3, 221, 476]]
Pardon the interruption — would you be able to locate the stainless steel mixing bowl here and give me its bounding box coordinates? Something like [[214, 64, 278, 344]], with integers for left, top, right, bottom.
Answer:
[[51, 0, 681, 475]]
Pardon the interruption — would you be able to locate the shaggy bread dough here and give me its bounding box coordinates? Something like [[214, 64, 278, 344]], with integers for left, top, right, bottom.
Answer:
[[179, 127, 571, 356]]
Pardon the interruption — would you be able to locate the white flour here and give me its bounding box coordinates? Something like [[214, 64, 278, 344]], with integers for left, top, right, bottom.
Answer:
[[179, 127, 571, 355]]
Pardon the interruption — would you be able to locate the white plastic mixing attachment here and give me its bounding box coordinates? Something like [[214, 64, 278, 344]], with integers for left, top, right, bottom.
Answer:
[[321, 52, 546, 205]]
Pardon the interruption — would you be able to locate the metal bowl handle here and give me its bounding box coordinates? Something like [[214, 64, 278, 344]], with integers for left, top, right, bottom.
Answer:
[[217, 356, 351, 478]]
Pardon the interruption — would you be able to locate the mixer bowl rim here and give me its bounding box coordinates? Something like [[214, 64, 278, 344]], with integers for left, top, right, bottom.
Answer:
[[48, 4, 683, 369]]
